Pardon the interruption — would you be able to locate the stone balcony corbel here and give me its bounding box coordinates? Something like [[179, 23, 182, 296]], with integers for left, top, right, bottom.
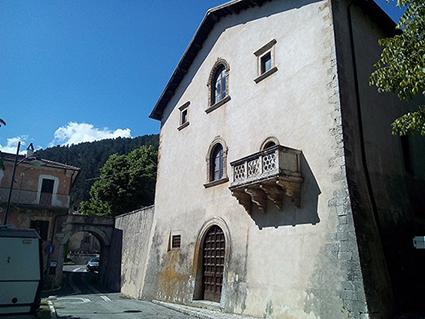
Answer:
[[229, 145, 303, 213]]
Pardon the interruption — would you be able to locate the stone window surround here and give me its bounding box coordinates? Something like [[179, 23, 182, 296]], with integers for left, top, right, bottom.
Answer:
[[260, 136, 280, 151], [169, 230, 182, 250], [204, 136, 229, 188], [177, 101, 190, 131], [254, 39, 278, 83], [206, 58, 231, 114], [36, 175, 59, 205]]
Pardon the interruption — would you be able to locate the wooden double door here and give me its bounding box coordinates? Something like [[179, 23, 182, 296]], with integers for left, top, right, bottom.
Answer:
[[202, 225, 225, 302]]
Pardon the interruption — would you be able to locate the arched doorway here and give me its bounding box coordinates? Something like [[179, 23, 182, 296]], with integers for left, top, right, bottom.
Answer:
[[59, 231, 103, 293], [201, 225, 225, 302], [193, 218, 230, 304], [65, 231, 101, 270], [46, 214, 114, 290]]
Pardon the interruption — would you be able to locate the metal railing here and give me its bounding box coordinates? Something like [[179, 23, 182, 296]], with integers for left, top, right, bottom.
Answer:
[[0, 187, 70, 209]]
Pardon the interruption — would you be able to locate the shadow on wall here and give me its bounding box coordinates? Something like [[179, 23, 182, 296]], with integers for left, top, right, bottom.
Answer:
[[250, 154, 321, 229], [103, 228, 123, 292]]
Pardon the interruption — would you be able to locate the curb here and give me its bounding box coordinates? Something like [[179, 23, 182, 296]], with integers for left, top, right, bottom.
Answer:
[[152, 300, 258, 319], [153, 300, 214, 319], [47, 301, 57, 319]]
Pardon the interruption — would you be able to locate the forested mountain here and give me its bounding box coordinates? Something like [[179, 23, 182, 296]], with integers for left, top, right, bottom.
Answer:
[[35, 135, 159, 209]]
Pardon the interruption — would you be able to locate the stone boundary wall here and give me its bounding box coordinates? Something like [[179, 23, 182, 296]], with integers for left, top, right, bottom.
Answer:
[[114, 206, 155, 298]]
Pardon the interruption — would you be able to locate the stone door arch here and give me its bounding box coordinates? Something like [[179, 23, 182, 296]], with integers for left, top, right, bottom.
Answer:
[[48, 214, 114, 289], [193, 218, 231, 303]]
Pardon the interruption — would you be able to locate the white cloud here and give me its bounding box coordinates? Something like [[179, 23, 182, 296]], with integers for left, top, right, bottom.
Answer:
[[0, 136, 28, 154], [51, 122, 132, 146]]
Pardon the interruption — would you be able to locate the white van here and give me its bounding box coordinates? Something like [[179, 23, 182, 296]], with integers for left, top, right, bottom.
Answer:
[[0, 225, 42, 315]]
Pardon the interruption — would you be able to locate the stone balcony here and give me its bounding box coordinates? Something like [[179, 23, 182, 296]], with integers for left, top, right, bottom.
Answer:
[[0, 187, 70, 209], [229, 145, 303, 213]]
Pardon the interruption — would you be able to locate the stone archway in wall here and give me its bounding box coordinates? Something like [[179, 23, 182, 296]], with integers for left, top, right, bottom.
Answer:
[[192, 217, 231, 304], [49, 214, 115, 289]]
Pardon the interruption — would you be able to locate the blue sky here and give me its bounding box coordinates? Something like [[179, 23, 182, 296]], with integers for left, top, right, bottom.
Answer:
[[0, 0, 403, 152]]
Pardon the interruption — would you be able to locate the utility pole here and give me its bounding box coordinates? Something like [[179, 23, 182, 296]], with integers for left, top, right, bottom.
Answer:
[[3, 141, 20, 225]]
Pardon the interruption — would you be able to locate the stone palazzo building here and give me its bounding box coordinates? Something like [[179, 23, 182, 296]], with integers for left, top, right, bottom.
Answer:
[[117, 0, 425, 318]]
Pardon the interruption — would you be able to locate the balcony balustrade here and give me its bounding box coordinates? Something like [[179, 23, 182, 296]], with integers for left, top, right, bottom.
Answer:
[[0, 187, 70, 209], [229, 145, 303, 213]]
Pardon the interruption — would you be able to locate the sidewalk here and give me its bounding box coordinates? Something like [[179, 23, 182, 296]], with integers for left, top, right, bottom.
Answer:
[[153, 300, 259, 319]]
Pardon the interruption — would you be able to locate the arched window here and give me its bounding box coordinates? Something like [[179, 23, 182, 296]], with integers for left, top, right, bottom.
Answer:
[[210, 144, 224, 181], [212, 65, 227, 105], [260, 137, 280, 151], [207, 59, 230, 111], [204, 137, 228, 187], [263, 141, 276, 149]]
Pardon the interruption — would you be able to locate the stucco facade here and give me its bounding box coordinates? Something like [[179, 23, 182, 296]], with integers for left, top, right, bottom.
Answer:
[[0, 152, 79, 235], [118, 0, 425, 318], [0, 151, 80, 284]]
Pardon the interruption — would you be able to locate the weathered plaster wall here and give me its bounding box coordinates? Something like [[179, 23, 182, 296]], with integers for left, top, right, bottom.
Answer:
[[332, 1, 425, 315], [141, 1, 369, 318], [103, 228, 123, 292], [115, 206, 155, 298], [0, 161, 73, 209]]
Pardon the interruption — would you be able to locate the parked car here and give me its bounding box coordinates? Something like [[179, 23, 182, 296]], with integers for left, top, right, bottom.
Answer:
[[86, 257, 99, 272]]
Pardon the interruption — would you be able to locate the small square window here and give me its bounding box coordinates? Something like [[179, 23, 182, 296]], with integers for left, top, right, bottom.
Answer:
[[178, 102, 190, 130], [181, 109, 188, 125], [254, 39, 277, 83], [260, 52, 272, 74], [171, 235, 181, 249]]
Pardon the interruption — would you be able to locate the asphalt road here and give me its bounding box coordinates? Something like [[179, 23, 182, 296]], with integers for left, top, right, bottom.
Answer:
[[48, 264, 195, 319]]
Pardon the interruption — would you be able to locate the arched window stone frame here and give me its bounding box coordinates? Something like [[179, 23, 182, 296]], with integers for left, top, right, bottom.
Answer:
[[206, 58, 231, 113], [260, 136, 280, 151], [204, 137, 229, 188]]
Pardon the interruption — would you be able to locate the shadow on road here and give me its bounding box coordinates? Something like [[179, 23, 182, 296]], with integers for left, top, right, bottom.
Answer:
[[42, 265, 113, 298]]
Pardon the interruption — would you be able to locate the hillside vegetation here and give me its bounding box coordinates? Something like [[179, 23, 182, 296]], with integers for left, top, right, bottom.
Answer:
[[35, 135, 159, 209]]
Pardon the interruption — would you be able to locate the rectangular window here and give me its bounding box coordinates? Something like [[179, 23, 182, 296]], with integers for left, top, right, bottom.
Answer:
[[181, 109, 188, 125], [40, 178, 54, 206], [171, 235, 181, 249], [254, 39, 277, 83], [30, 220, 49, 241], [178, 102, 190, 130], [260, 52, 272, 74]]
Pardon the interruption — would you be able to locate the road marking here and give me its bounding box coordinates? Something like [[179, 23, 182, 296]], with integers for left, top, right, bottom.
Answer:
[[47, 300, 58, 319], [100, 295, 112, 302], [72, 267, 82, 272], [57, 297, 91, 303]]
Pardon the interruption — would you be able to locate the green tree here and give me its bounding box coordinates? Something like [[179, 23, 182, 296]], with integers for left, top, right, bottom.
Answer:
[[80, 145, 157, 216], [35, 134, 158, 206], [369, 0, 425, 135]]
